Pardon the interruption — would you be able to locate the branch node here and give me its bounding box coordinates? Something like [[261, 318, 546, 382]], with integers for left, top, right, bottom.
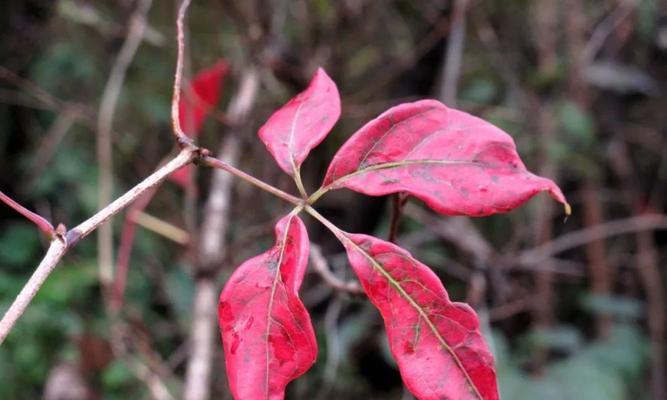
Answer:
[[65, 229, 83, 249]]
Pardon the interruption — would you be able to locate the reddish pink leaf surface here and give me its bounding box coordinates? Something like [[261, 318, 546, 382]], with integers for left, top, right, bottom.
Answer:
[[322, 100, 569, 216], [178, 59, 228, 134], [218, 214, 317, 400], [258, 68, 340, 176], [168, 165, 192, 188], [342, 233, 498, 400], [170, 60, 228, 188]]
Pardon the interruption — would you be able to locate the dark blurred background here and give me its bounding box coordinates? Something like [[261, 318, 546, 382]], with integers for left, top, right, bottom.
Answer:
[[1, 0, 666, 399]]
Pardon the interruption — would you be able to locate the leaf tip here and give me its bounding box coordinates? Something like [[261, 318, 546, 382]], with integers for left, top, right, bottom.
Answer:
[[564, 202, 572, 216]]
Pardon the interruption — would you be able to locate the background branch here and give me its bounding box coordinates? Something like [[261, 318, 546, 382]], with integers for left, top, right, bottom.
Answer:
[[96, 0, 153, 294]]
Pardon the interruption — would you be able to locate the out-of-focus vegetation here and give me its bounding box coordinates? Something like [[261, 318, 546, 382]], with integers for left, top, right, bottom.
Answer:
[[1, 0, 666, 398]]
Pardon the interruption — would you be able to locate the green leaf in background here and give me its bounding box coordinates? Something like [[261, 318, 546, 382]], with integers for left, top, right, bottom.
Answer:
[[30, 42, 97, 96], [34, 262, 97, 307], [461, 78, 500, 104], [0, 222, 41, 269], [165, 266, 194, 318], [521, 324, 583, 353], [557, 100, 595, 146], [496, 323, 647, 400], [549, 357, 625, 400], [581, 294, 643, 320], [103, 360, 135, 391], [637, 0, 658, 40]]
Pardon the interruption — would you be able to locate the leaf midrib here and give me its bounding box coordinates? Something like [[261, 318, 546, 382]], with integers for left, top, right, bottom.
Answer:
[[327, 159, 494, 190], [263, 215, 295, 399]]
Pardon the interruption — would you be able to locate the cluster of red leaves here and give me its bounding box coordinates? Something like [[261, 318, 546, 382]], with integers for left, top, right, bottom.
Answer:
[[217, 68, 568, 399]]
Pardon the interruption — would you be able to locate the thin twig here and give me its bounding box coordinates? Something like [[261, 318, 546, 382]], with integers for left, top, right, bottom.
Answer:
[[518, 214, 667, 265], [203, 155, 301, 206], [0, 238, 67, 343], [310, 244, 363, 294], [183, 279, 218, 400], [69, 149, 196, 244], [26, 110, 79, 189], [388, 193, 408, 243], [171, 0, 194, 147], [581, 0, 638, 66], [97, 0, 153, 291], [439, 0, 469, 106], [0, 148, 195, 344], [0, 66, 95, 117]]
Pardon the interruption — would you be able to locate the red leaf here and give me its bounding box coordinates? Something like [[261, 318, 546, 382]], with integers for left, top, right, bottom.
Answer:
[[342, 233, 498, 400], [170, 60, 228, 188], [178, 60, 229, 134], [218, 214, 317, 400], [321, 100, 569, 216], [168, 165, 192, 188], [258, 68, 340, 176]]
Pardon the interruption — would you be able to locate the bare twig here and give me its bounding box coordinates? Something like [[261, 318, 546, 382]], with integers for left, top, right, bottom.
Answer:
[[403, 203, 494, 262], [97, 0, 153, 291], [310, 244, 363, 294], [518, 214, 667, 265], [0, 66, 95, 117], [69, 149, 195, 244], [183, 279, 218, 400], [26, 110, 79, 188], [388, 193, 408, 243], [0, 148, 195, 343], [581, 0, 638, 66], [0, 238, 67, 343], [0, 0, 299, 351], [439, 0, 469, 106], [171, 0, 194, 147]]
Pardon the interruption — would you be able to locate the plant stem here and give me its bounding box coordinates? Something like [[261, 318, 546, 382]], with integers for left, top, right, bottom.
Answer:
[[292, 166, 308, 199], [171, 0, 194, 147], [0, 190, 54, 237], [0, 148, 196, 344], [202, 155, 301, 206], [70, 148, 196, 243], [0, 238, 67, 343], [0, 143, 312, 343], [307, 186, 329, 205], [96, 0, 153, 293]]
